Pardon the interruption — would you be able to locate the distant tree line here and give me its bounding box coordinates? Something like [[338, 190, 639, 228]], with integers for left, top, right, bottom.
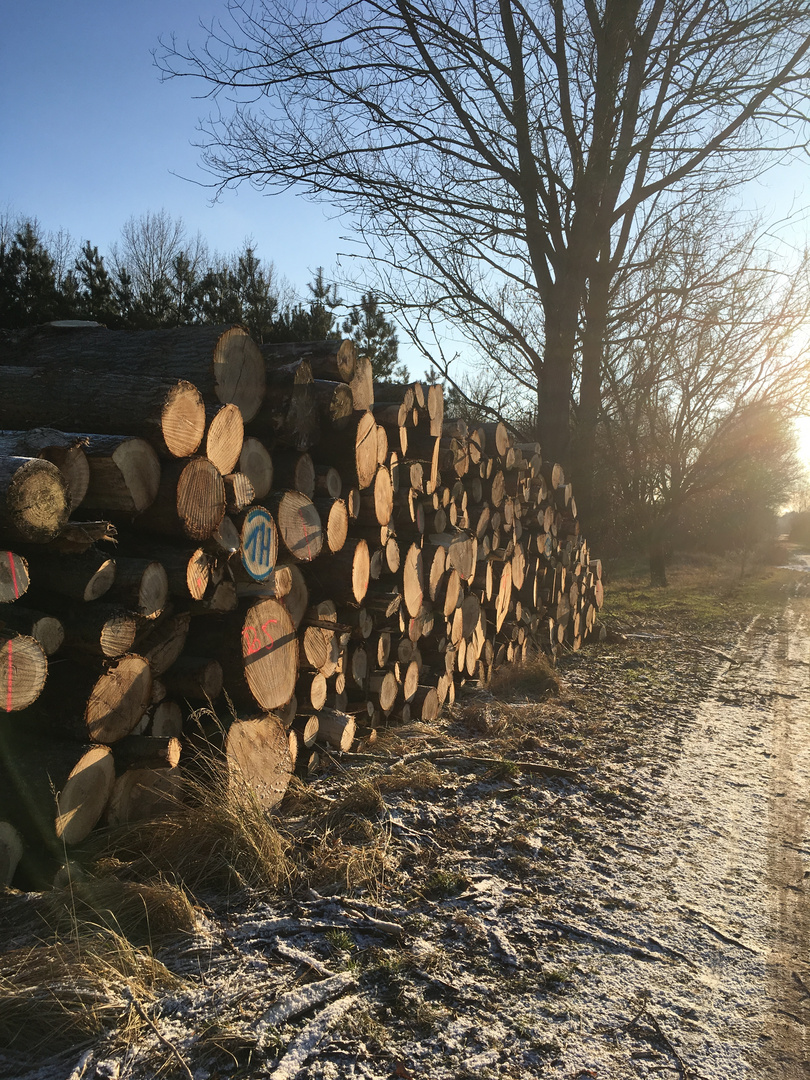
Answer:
[[0, 209, 403, 380]]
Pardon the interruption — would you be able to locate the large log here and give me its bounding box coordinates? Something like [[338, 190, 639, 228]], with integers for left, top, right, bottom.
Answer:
[[0, 323, 265, 422], [0, 735, 116, 853], [268, 491, 323, 563], [0, 366, 207, 459], [37, 653, 153, 743]]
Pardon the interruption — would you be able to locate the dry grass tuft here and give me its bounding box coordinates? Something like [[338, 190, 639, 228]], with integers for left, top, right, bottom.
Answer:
[[0, 930, 178, 1057], [43, 878, 197, 948], [376, 760, 447, 794], [302, 824, 392, 901], [486, 654, 562, 701], [90, 762, 296, 896]]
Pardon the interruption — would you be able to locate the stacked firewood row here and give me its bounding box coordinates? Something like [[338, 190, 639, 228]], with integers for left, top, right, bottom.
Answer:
[[0, 323, 602, 888]]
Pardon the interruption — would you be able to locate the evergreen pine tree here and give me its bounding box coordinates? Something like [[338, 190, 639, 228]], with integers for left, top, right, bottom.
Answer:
[[75, 241, 117, 324], [343, 291, 404, 380], [0, 222, 67, 328]]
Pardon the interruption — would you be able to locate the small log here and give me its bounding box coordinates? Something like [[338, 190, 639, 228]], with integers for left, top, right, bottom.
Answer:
[[239, 436, 274, 499], [0, 551, 29, 603], [113, 735, 182, 771], [60, 603, 139, 658], [163, 656, 224, 702], [224, 472, 256, 513], [135, 457, 226, 542], [0, 604, 64, 655], [82, 436, 162, 513], [136, 612, 192, 678], [23, 547, 115, 603], [104, 555, 169, 617], [0, 632, 48, 711], [261, 339, 357, 383], [273, 450, 316, 498], [317, 708, 356, 752], [0, 456, 69, 544], [314, 497, 349, 554], [205, 403, 244, 475]]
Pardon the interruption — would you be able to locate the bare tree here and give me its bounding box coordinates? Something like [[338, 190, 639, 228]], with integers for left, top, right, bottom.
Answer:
[[598, 203, 810, 581], [111, 209, 209, 322], [159, 0, 810, 499]]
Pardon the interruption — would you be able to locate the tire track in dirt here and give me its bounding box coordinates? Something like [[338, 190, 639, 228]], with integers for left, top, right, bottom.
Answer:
[[758, 602, 810, 1076]]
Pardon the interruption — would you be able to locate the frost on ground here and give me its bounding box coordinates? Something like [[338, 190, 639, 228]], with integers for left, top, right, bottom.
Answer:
[[3, 587, 810, 1080]]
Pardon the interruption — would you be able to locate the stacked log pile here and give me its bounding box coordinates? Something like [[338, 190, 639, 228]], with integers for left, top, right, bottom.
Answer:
[[0, 322, 603, 887]]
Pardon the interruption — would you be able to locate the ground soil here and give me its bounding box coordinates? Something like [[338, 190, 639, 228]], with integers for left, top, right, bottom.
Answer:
[[3, 561, 810, 1079]]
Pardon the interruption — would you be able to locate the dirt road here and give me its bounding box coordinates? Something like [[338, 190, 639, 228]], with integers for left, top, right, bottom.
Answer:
[[552, 597, 810, 1078]]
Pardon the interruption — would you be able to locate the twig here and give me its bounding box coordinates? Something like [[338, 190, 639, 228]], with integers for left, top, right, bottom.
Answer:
[[272, 938, 334, 978], [66, 1051, 94, 1080], [432, 754, 582, 782], [626, 1006, 698, 1079], [263, 994, 359, 1079], [131, 997, 194, 1080], [254, 973, 356, 1041], [681, 907, 762, 954], [535, 917, 694, 966]]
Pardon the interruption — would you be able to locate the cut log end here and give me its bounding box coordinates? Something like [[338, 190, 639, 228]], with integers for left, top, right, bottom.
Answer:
[[55, 744, 116, 845], [0, 633, 48, 712], [4, 458, 70, 543], [225, 714, 293, 810], [161, 380, 206, 458]]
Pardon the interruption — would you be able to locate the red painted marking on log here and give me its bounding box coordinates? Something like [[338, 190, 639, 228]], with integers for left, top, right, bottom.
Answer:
[[260, 617, 278, 649], [7, 553, 19, 599], [6, 640, 12, 712], [242, 625, 262, 655]]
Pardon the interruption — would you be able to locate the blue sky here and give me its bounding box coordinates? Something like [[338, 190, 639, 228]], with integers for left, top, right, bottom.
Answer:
[[0, 1, 352, 298]]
